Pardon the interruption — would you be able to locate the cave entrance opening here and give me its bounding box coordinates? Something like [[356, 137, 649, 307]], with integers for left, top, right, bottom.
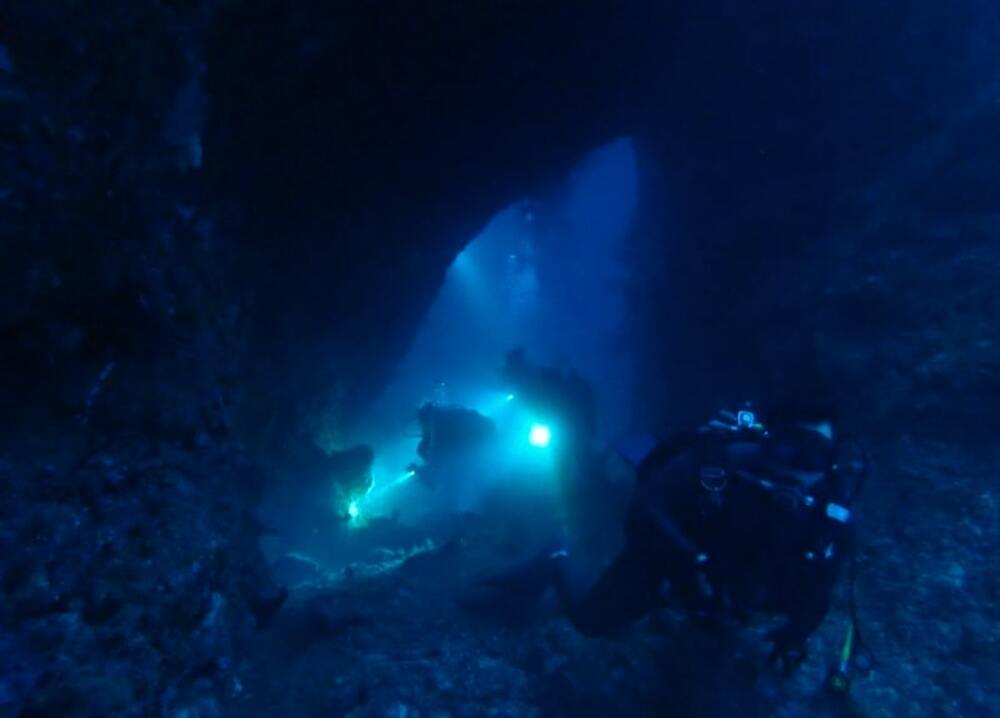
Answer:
[[352, 137, 639, 522], [261, 138, 640, 576]]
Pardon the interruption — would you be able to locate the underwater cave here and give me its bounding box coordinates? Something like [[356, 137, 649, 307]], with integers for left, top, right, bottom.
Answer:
[[1, 2, 999, 716]]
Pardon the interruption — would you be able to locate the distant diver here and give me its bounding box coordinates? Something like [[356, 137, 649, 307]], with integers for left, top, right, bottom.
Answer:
[[409, 403, 496, 488], [479, 400, 869, 680], [502, 348, 598, 466]]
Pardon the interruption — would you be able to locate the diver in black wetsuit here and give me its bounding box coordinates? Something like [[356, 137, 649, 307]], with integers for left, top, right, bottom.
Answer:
[[484, 403, 866, 674], [502, 348, 598, 468], [410, 403, 496, 487]]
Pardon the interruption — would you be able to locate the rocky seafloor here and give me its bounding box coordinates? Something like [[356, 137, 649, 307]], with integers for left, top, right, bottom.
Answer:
[[3, 431, 994, 718], [225, 437, 1000, 718]]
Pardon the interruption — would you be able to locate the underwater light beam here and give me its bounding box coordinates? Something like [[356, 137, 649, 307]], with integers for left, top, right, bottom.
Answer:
[[529, 424, 552, 448]]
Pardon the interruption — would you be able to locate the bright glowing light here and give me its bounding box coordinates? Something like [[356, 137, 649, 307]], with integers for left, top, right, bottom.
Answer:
[[506, 393, 515, 402], [528, 424, 552, 448], [347, 501, 360, 520]]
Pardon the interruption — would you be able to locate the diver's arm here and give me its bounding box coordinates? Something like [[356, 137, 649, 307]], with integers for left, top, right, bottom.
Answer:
[[628, 452, 706, 561], [627, 465, 721, 615], [645, 505, 702, 559]]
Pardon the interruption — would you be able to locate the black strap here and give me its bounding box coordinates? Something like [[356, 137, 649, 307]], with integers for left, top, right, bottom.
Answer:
[[635, 429, 700, 479]]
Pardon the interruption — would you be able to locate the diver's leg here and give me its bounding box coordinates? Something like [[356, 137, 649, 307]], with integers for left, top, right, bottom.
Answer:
[[554, 543, 663, 637]]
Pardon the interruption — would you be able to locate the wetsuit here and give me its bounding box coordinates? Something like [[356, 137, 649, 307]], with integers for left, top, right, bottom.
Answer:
[[553, 427, 858, 664]]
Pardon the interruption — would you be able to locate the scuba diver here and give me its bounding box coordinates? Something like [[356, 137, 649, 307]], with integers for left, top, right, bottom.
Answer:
[[502, 348, 598, 466], [409, 402, 496, 488], [500, 349, 609, 540], [480, 400, 868, 677], [325, 444, 375, 522]]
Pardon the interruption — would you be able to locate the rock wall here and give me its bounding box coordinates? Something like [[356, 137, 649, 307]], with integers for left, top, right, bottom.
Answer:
[[627, 1, 1000, 434]]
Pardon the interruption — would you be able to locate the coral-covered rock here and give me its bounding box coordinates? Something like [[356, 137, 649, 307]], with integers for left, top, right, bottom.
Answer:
[[0, 440, 273, 717]]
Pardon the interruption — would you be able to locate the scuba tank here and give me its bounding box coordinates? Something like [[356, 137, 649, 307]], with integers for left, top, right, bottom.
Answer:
[[630, 405, 766, 479]]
